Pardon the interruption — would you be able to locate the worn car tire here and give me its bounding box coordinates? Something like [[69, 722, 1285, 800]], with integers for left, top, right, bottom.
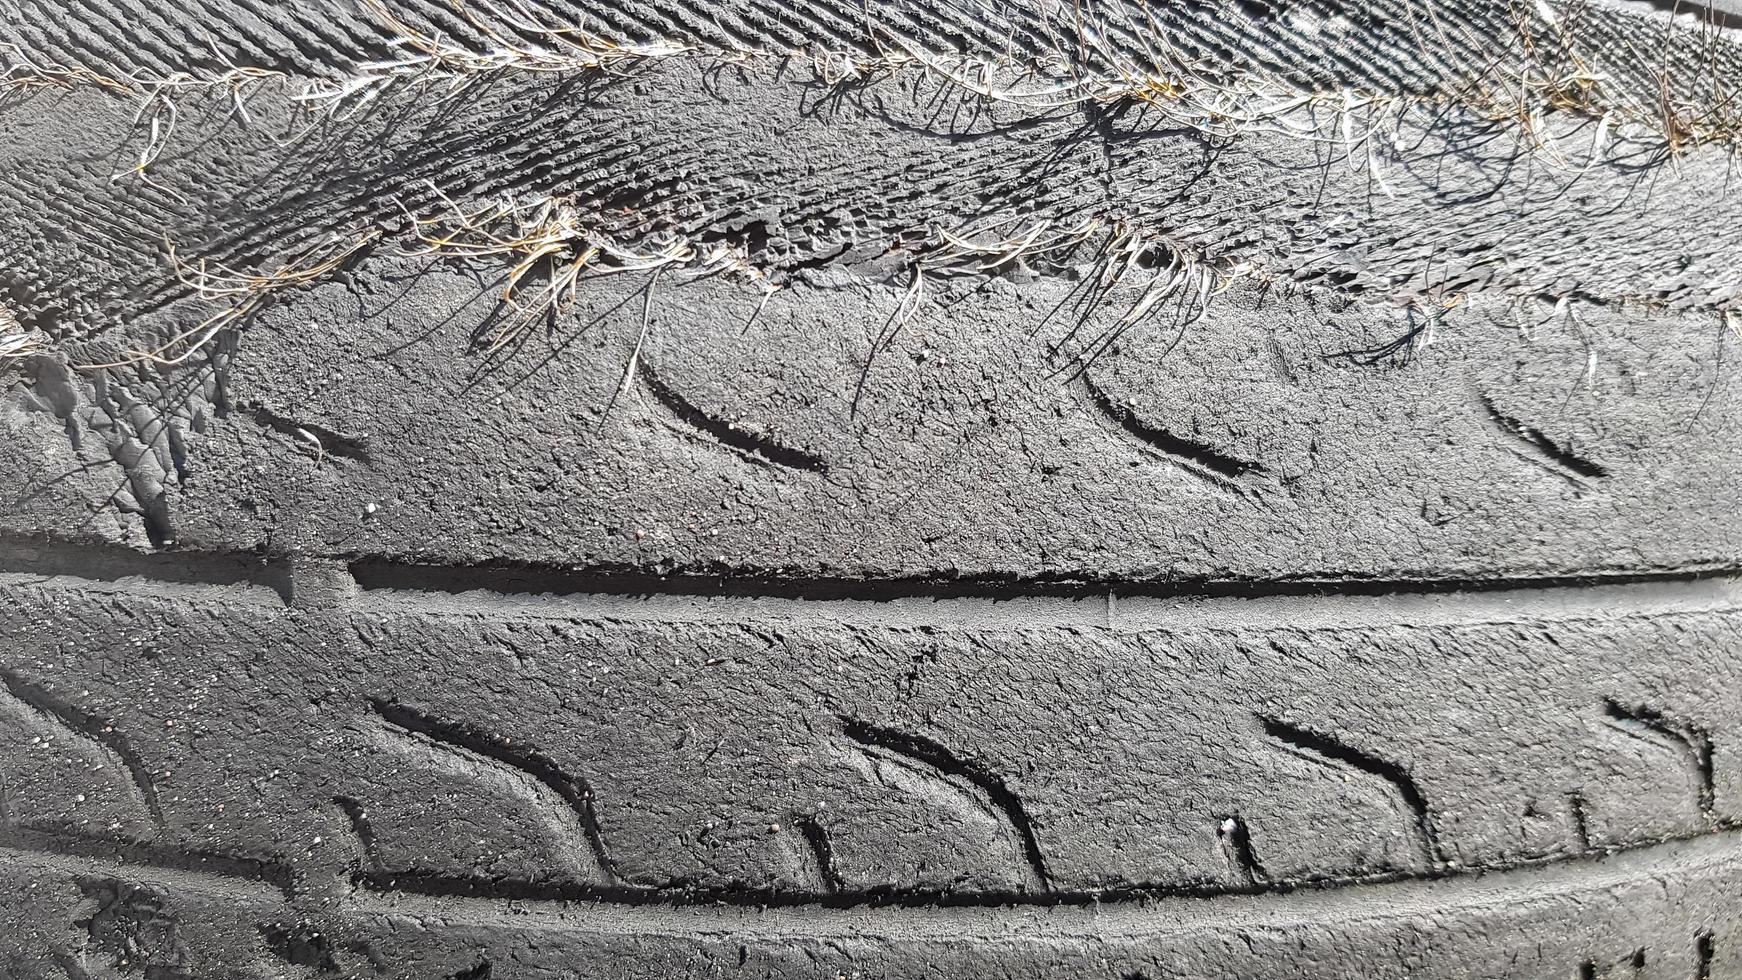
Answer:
[[3, 0, 1742, 977]]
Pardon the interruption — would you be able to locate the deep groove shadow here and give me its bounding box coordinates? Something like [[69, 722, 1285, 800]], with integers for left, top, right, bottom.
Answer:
[[1080, 374, 1266, 491], [370, 699, 617, 882], [0, 823, 296, 896], [1567, 791, 1593, 852], [1260, 716, 1444, 868], [0, 532, 292, 601], [0, 671, 165, 828], [1217, 814, 1267, 888], [1478, 393, 1610, 481], [334, 795, 381, 868], [259, 920, 340, 972], [794, 815, 845, 893], [638, 357, 829, 473], [1602, 697, 1716, 820], [5, 810, 1736, 911], [240, 401, 372, 464], [0, 526, 1719, 603], [841, 717, 1051, 892], [339, 558, 1742, 604]]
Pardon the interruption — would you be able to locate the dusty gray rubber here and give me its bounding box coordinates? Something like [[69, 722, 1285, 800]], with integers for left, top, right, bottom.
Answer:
[[4, 0, 1742, 977], [0, 555, 1739, 978]]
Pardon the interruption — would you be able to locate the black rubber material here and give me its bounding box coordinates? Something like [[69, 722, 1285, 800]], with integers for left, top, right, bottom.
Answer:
[[4, 0, 1742, 976], [0, 552, 1739, 978]]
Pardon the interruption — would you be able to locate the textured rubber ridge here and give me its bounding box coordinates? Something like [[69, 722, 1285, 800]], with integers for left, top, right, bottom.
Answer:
[[4, 2, 1742, 578], [4, 274, 1740, 582], [0, 546, 1739, 976]]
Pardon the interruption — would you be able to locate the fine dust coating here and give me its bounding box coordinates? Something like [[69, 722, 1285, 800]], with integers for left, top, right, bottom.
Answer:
[[2, 0, 1741, 977]]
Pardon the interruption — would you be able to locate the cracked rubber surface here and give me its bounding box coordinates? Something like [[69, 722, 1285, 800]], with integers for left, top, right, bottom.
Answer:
[[0, 559, 1741, 978], [5, 0, 1742, 976]]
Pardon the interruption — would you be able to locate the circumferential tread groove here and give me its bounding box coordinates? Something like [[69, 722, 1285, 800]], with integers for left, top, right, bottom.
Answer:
[[1567, 791, 1594, 853], [0, 825, 296, 897]]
